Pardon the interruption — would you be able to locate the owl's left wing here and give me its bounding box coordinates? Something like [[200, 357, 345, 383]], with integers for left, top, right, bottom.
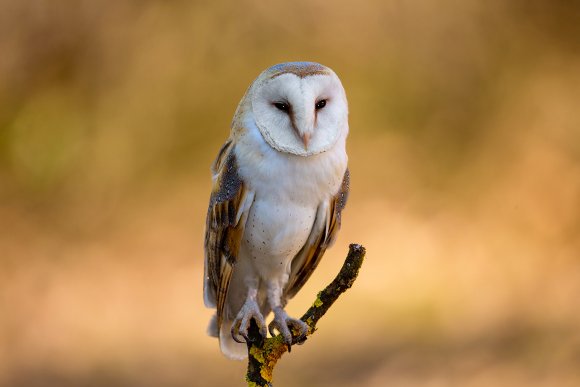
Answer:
[[284, 168, 350, 300], [204, 139, 255, 329]]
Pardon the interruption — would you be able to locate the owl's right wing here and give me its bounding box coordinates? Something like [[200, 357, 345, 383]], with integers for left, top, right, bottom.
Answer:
[[284, 168, 350, 300], [204, 139, 255, 329]]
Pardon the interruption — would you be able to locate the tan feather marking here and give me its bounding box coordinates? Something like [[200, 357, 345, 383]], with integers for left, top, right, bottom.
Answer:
[[285, 219, 327, 299], [269, 62, 330, 79], [216, 261, 233, 329]]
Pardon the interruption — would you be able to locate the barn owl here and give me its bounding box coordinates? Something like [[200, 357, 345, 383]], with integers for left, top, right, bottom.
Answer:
[[204, 62, 349, 359]]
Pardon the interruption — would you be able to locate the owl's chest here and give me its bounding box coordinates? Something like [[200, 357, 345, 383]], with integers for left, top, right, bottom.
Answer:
[[244, 198, 316, 262], [235, 126, 347, 264], [236, 132, 347, 205]]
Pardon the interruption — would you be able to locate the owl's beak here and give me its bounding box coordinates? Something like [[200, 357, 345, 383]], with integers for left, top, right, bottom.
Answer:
[[301, 133, 311, 150]]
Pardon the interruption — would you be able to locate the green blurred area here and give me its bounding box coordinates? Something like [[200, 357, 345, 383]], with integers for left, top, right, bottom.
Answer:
[[1, 1, 580, 386]]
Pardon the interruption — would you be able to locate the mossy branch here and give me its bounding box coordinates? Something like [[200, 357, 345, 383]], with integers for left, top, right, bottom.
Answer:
[[245, 243, 366, 386]]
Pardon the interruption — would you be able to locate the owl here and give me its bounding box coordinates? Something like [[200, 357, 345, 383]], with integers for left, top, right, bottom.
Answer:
[[204, 62, 349, 359]]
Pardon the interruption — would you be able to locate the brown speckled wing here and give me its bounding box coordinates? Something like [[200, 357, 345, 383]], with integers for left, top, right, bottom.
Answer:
[[204, 139, 255, 329], [284, 168, 350, 300]]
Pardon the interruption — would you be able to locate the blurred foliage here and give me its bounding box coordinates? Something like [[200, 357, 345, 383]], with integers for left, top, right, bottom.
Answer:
[[1, 0, 577, 202], [1, 0, 580, 386]]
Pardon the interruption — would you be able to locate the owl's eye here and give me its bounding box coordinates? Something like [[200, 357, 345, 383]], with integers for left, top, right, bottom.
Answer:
[[315, 99, 327, 110], [273, 102, 290, 112]]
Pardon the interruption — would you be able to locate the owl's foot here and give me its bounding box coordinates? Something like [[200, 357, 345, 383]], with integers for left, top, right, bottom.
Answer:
[[268, 306, 309, 351], [231, 299, 267, 343]]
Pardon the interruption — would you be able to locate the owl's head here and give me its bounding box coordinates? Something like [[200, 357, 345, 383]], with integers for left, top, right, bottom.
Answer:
[[238, 62, 348, 157]]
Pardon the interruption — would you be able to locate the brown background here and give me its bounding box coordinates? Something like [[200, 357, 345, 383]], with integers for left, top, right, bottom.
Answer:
[[1, 1, 579, 386]]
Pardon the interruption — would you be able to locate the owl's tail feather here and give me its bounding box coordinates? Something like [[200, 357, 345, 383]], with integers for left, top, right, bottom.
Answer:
[[218, 318, 248, 360], [207, 314, 218, 337], [207, 305, 272, 360]]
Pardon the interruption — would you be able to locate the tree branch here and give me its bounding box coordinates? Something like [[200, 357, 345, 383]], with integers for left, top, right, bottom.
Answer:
[[245, 243, 366, 386]]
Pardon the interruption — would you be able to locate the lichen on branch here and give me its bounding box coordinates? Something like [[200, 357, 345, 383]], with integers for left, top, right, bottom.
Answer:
[[245, 243, 366, 386]]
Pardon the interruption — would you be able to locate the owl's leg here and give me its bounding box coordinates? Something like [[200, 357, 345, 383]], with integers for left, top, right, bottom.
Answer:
[[231, 284, 267, 343], [266, 283, 309, 350]]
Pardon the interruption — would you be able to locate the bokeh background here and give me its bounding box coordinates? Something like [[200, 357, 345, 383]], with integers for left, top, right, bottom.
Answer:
[[1, 1, 579, 386]]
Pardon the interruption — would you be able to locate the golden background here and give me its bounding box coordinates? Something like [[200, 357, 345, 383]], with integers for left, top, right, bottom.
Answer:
[[1, 1, 579, 386]]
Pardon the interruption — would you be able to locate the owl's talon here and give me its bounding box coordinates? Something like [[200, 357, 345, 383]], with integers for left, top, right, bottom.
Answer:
[[268, 307, 309, 350], [231, 299, 266, 343], [231, 322, 246, 344], [231, 320, 241, 343]]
